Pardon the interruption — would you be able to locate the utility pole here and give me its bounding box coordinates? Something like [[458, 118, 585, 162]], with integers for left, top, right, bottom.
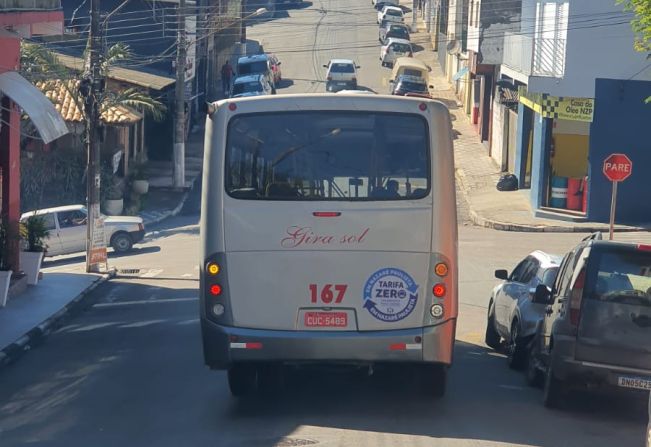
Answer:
[[173, 0, 186, 189], [411, 0, 418, 32], [83, 0, 105, 273]]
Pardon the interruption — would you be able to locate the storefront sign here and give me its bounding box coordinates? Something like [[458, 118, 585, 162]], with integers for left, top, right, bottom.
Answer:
[[518, 87, 594, 122]]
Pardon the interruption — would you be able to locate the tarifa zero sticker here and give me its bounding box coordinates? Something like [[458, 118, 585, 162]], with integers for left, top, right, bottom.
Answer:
[[363, 268, 418, 322]]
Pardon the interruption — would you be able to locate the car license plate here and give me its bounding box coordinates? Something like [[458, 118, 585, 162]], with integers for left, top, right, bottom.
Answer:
[[617, 375, 651, 390], [304, 311, 348, 328]]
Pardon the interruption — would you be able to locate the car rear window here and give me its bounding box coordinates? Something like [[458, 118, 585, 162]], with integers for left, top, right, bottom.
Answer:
[[232, 82, 262, 94], [238, 61, 268, 75], [225, 111, 430, 201], [390, 43, 411, 53], [388, 28, 408, 38], [588, 248, 651, 306], [330, 63, 355, 73]]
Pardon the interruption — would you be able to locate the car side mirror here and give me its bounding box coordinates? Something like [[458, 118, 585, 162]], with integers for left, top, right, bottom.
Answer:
[[494, 269, 508, 280], [429, 85, 434, 89], [323, 64, 328, 68], [356, 65, 361, 69], [277, 61, 281, 65], [532, 284, 552, 304]]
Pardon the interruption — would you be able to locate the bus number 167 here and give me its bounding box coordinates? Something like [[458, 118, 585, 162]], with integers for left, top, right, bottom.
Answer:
[[309, 284, 347, 304]]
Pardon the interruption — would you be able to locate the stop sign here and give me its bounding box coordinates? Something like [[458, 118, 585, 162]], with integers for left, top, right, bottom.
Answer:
[[603, 153, 633, 182]]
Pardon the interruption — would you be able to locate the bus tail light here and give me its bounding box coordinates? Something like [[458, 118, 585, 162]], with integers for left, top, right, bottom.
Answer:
[[430, 304, 444, 319], [569, 268, 586, 326], [432, 283, 446, 297], [210, 284, 222, 296], [434, 262, 448, 277], [212, 303, 225, 316], [207, 262, 220, 275]]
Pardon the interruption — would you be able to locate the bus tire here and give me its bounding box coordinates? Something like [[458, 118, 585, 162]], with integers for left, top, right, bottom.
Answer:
[[227, 364, 258, 397], [419, 364, 447, 398]]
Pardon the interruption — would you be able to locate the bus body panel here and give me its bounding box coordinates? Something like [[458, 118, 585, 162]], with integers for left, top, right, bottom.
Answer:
[[200, 94, 457, 369]]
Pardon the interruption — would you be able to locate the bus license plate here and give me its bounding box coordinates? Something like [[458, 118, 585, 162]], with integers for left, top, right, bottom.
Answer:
[[617, 376, 651, 390], [304, 312, 348, 328]]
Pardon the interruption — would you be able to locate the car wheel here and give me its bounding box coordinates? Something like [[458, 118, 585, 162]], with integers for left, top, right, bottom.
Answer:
[[485, 302, 501, 350], [111, 232, 133, 253], [507, 320, 527, 370], [418, 364, 447, 398], [543, 355, 566, 409], [526, 337, 544, 388], [228, 364, 258, 397]]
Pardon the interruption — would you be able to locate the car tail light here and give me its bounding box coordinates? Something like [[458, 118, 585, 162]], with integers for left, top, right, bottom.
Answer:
[[569, 268, 586, 326]]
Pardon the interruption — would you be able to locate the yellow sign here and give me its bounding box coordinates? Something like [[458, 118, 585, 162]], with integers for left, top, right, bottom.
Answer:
[[518, 87, 594, 122]]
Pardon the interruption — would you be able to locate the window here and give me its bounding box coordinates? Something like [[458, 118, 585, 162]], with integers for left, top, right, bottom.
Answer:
[[520, 258, 541, 284], [589, 249, 651, 306], [540, 267, 559, 287], [557, 249, 581, 297], [58, 210, 87, 228], [225, 112, 430, 201], [39, 213, 57, 231], [330, 63, 355, 73], [232, 82, 262, 95], [238, 61, 268, 75], [510, 259, 529, 283]]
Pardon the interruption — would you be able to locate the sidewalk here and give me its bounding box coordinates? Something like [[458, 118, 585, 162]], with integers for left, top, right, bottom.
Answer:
[[403, 8, 646, 232], [137, 123, 204, 226], [0, 269, 110, 368]]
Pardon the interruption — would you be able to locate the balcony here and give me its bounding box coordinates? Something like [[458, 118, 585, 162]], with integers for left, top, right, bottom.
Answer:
[[0, 0, 61, 10], [503, 32, 566, 78]]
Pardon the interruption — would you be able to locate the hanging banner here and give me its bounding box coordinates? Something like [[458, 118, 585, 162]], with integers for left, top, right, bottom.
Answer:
[[87, 202, 108, 272], [518, 87, 595, 122]]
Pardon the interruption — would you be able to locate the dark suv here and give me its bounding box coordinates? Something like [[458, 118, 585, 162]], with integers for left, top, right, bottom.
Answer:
[[528, 233, 651, 408]]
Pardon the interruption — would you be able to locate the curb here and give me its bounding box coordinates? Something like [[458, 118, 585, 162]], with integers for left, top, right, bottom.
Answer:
[[0, 270, 115, 370], [454, 169, 644, 233]]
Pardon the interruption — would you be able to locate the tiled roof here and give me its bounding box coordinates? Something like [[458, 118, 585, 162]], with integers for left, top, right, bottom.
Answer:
[[35, 79, 142, 125]]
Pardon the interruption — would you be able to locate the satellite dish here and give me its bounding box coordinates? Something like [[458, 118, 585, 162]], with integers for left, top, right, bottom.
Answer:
[[446, 40, 461, 55]]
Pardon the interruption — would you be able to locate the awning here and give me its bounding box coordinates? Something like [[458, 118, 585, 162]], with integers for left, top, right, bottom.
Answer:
[[0, 71, 68, 143]]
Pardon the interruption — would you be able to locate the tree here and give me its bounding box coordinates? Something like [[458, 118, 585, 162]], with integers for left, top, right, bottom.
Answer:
[[619, 0, 651, 53]]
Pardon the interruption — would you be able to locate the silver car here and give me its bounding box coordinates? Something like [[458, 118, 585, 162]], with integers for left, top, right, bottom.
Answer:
[[528, 236, 651, 408], [21, 205, 145, 256], [486, 251, 561, 369]]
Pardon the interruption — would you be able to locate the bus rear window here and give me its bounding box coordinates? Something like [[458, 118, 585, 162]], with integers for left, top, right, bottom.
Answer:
[[225, 111, 430, 201]]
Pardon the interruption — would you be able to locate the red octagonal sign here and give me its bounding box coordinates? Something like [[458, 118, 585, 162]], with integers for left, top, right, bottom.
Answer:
[[603, 153, 633, 182]]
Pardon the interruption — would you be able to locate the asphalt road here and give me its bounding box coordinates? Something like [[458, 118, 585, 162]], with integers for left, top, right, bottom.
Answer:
[[1, 2, 649, 445]]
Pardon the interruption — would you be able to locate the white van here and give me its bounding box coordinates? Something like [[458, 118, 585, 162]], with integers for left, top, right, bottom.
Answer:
[[200, 94, 458, 397]]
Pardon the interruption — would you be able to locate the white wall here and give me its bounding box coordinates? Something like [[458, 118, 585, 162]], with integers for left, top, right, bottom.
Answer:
[[528, 0, 650, 98]]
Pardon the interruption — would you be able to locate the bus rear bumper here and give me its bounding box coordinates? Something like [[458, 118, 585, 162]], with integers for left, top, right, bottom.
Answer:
[[201, 319, 456, 369]]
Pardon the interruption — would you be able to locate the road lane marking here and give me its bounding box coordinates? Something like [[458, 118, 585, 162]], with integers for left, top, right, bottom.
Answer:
[[94, 297, 197, 308]]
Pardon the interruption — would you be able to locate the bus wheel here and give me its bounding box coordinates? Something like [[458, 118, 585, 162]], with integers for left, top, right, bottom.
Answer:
[[228, 364, 258, 397], [419, 364, 447, 398]]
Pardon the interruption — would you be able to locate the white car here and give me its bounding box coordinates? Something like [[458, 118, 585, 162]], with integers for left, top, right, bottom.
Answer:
[[323, 59, 360, 92], [380, 38, 413, 67], [377, 5, 404, 24], [20, 204, 145, 256]]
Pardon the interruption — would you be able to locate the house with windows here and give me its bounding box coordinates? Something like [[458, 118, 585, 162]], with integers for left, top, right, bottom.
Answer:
[[498, 0, 651, 225]]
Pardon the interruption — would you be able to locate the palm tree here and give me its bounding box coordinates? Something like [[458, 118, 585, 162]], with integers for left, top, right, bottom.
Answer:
[[20, 42, 166, 121]]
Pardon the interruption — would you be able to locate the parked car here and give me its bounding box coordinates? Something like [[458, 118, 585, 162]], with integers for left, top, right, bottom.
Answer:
[[377, 5, 404, 24], [20, 205, 145, 256], [230, 74, 274, 98], [236, 54, 276, 93], [323, 59, 360, 92], [390, 57, 430, 84], [527, 234, 651, 408], [379, 22, 410, 44], [389, 74, 431, 97], [380, 37, 412, 67], [372, 0, 398, 6], [485, 251, 561, 369], [268, 54, 282, 84]]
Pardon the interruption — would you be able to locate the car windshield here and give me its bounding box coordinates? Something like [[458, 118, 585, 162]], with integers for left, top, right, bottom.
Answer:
[[225, 111, 430, 200], [388, 28, 408, 39], [330, 63, 355, 73], [238, 61, 267, 75], [232, 82, 262, 94], [589, 249, 651, 306], [397, 80, 427, 92]]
